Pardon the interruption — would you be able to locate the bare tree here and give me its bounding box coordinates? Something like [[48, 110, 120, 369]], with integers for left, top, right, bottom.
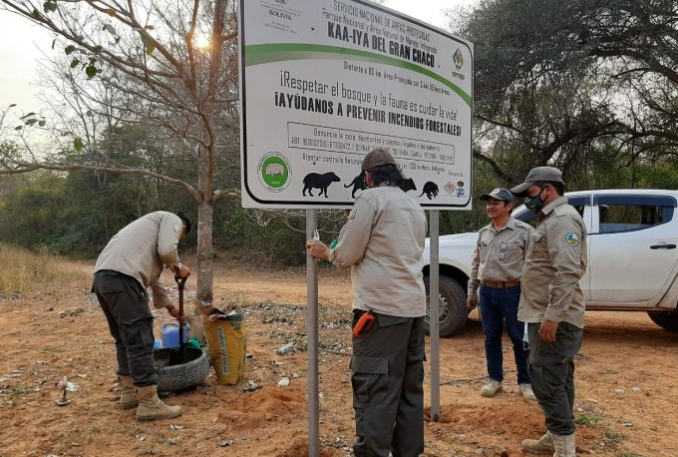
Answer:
[[0, 0, 241, 301]]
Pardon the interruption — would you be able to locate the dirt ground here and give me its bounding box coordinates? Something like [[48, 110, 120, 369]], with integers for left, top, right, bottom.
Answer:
[[1, 255, 677, 457]]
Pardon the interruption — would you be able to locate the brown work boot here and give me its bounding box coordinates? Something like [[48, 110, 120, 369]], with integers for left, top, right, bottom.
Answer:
[[135, 385, 182, 421], [119, 375, 138, 410], [522, 432, 555, 454], [552, 433, 576, 457]]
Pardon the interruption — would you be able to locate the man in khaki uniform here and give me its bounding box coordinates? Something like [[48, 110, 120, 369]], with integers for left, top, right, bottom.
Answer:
[[92, 211, 192, 421], [307, 149, 427, 457], [467, 188, 536, 400], [511, 167, 587, 457]]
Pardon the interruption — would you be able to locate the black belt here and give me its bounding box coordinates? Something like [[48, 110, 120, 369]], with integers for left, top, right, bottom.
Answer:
[[481, 280, 520, 289]]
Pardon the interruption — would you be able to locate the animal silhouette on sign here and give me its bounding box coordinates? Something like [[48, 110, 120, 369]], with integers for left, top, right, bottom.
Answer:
[[344, 172, 367, 198], [399, 178, 417, 193], [418, 181, 439, 200], [265, 163, 285, 176], [303, 172, 341, 198]]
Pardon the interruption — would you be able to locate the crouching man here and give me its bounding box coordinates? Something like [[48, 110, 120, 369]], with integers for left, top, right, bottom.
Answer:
[[92, 211, 191, 421]]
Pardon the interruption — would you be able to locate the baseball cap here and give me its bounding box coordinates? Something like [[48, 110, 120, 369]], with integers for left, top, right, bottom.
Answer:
[[362, 149, 397, 170], [510, 166, 564, 196], [480, 188, 513, 202]]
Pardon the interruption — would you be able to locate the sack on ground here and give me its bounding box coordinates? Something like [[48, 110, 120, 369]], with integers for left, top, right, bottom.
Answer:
[[203, 312, 246, 385]]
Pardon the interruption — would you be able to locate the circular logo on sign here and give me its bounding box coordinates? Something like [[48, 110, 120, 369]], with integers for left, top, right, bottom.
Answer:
[[258, 152, 291, 193]]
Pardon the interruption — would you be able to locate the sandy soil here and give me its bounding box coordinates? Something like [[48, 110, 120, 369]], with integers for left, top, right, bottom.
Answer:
[[1, 255, 677, 457]]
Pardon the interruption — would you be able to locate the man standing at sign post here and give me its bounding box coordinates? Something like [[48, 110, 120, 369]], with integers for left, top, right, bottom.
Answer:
[[306, 148, 427, 457], [510, 167, 587, 457]]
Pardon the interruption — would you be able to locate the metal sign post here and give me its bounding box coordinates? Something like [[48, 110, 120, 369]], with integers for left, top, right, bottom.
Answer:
[[429, 210, 440, 422], [306, 209, 320, 457]]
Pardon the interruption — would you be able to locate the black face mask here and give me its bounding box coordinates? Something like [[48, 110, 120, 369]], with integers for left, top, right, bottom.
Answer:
[[524, 187, 546, 213]]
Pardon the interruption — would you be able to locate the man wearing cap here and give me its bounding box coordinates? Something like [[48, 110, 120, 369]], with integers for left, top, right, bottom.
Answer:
[[510, 167, 587, 457], [467, 188, 536, 401], [306, 148, 427, 457]]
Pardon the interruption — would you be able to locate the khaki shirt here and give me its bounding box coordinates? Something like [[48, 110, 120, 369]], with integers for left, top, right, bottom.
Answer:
[[95, 211, 184, 309], [467, 217, 534, 296], [519, 197, 587, 328], [329, 185, 427, 317]]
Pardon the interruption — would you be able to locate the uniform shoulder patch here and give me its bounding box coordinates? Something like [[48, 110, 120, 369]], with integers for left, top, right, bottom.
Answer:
[[565, 232, 580, 246], [173, 223, 182, 234], [348, 207, 357, 220]]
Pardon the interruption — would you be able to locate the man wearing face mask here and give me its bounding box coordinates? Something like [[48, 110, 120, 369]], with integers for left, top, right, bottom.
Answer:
[[467, 188, 536, 401], [510, 167, 587, 457]]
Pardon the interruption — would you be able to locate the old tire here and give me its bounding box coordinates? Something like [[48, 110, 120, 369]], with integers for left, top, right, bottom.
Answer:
[[648, 310, 678, 332], [424, 275, 468, 338], [154, 347, 210, 392]]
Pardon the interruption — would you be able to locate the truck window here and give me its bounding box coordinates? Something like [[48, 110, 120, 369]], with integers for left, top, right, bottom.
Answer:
[[596, 195, 676, 233]]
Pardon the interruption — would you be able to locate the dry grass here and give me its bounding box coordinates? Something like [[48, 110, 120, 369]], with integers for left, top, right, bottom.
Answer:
[[0, 244, 86, 299]]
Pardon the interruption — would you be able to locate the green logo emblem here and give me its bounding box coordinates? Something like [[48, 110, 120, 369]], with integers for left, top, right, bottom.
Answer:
[[259, 152, 291, 193]]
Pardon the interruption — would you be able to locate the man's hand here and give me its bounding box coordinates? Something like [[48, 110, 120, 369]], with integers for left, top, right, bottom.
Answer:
[[175, 264, 191, 279], [539, 319, 558, 343], [306, 239, 330, 261], [166, 304, 186, 322], [466, 295, 478, 311]]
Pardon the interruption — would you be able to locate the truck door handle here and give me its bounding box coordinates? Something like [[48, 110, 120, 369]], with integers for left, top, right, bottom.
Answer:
[[650, 244, 677, 250]]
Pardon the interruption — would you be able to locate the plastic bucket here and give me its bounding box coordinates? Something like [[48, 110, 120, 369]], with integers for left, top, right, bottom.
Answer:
[[161, 322, 190, 349]]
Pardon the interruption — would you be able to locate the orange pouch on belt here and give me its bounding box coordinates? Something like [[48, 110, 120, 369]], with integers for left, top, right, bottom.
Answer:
[[353, 312, 375, 338]]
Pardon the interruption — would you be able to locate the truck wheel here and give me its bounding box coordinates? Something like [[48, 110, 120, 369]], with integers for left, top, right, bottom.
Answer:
[[647, 311, 678, 332], [424, 275, 468, 338]]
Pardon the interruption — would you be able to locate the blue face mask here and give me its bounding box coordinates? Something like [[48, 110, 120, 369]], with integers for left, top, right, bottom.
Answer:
[[524, 187, 546, 213]]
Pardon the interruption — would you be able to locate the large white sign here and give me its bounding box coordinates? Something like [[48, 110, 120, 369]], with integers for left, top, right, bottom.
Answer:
[[240, 0, 473, 209]]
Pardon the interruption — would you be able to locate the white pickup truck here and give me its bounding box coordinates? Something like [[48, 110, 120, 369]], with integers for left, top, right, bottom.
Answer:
[[423, 189, 678, 337]]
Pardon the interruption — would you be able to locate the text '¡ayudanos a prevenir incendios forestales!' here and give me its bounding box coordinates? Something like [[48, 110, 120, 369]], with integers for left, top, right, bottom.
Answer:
[[273, 91, 461, 136]]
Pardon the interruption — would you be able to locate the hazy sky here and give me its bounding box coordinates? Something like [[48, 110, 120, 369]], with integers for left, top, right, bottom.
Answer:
[[0, 0, 477, 114]]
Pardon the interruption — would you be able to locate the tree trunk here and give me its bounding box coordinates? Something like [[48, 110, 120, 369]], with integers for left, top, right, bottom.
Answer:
[[196, 199, 214, 302]]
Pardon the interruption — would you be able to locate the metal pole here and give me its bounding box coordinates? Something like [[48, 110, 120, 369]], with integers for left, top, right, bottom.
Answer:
[[429, 210, 440, 422], [306, 209, 320, 457]]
